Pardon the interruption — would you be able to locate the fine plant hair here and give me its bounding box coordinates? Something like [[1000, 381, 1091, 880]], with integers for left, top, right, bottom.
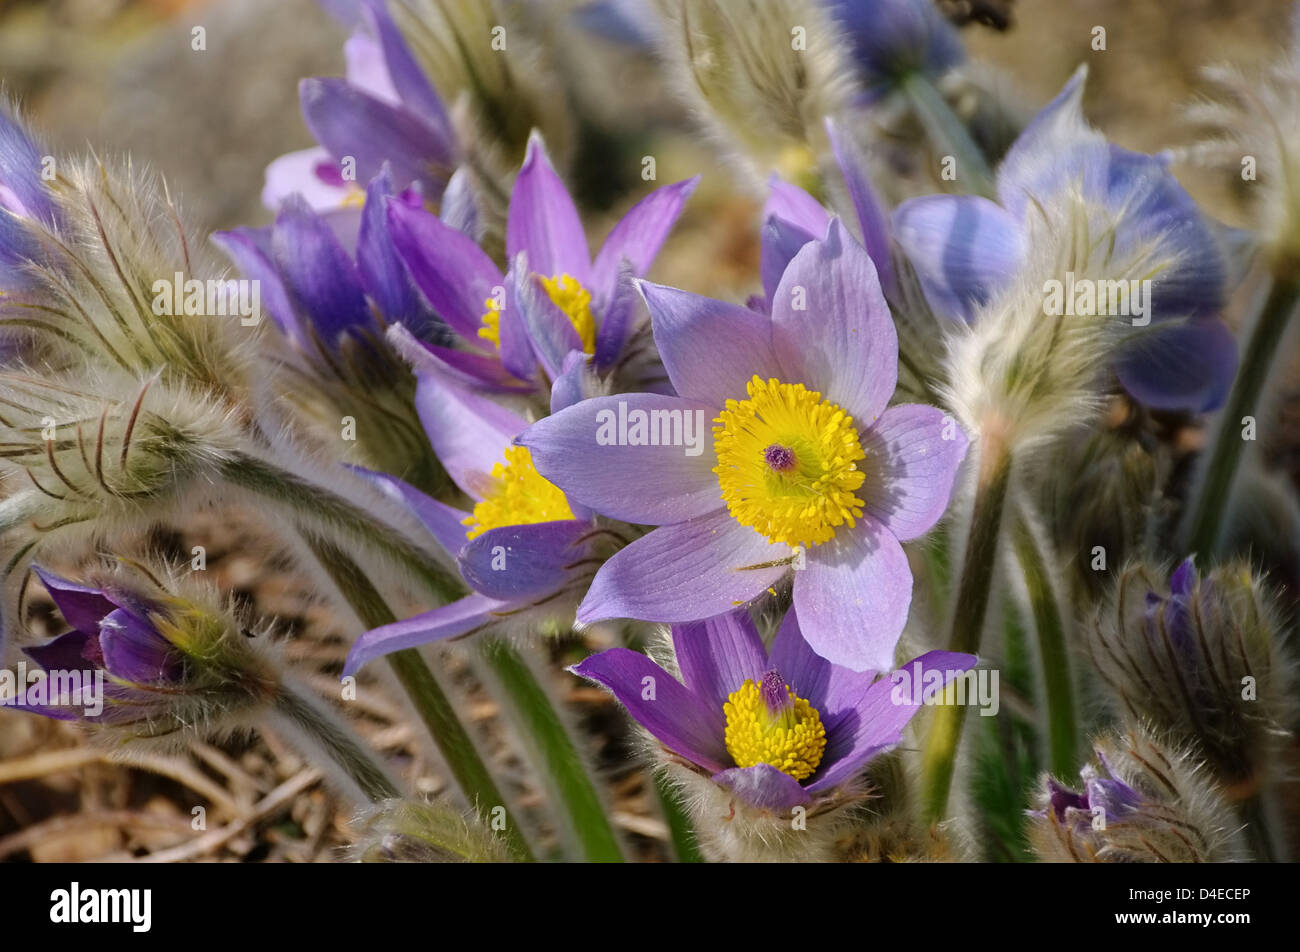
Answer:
[[942, 186, 1178, 459], [1182, 17, 1300, 269], [1027, 727, 1249, 863], [17, 556, 283, 753], [647, 0, 856, 189], [2, 151, 264, 410]]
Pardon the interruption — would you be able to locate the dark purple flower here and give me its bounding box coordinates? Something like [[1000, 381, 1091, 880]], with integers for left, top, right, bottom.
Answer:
[[573, 607, 975, 810], [264, 0, 457, 221], [387, 132, 698, 399], [214, 168, 445, 352], [518, 219, 968, 672], [16, 568, 184, 724]]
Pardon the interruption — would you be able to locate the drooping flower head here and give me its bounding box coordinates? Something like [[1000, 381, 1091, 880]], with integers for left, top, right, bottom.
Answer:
[[15, 566, 279, 745], [520, 219, 967, 671], [572, 607, 974, 822], [1027, 729, 1247, 863], [341, 360, 621, 675], [386, 131, 697, 400], [264, 0, 459, 223], [892, 67, 1237, 413]]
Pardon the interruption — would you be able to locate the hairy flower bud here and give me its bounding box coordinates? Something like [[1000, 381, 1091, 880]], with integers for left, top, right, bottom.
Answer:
[[1087, 557, 1294, 793], [1027, 728, 1246, 863], [647, 0, 854, 189], [12, 562, 280, 749]]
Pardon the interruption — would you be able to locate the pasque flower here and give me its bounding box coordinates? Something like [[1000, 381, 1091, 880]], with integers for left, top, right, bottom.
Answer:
[[16, 567, 278, 742], [572, 607, 975, 811], [341, 357, 617, 676], [520, 219, 967, 671], [1028, 729, 1246, 863], [386, 130, 697, 398], [215, 168, 446, 353], [892, 67, 1236, 412], [263, 0, 458, 222], [1087, 557, 1293, 791]]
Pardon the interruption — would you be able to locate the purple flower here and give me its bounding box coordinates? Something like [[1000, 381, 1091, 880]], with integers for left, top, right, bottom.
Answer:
[[518, 219, 968, 671], [214, 168, 446, 352], [0, 106, 61, 290], [341, 368, 612, 676], [1040, 755, 1145, 837], [823, 0, 965, 102], [386, 131, 698, 398], [573, 607, 975, 810], [890, 68, 1237, 412], [761, 118, 895, 303], [16, 568, 184, 724], [264, 0, 457, 221]]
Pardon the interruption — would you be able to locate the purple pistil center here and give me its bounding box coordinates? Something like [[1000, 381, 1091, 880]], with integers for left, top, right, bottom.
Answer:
[[760, 669, 792, 713], [764, 444, 796, 472]]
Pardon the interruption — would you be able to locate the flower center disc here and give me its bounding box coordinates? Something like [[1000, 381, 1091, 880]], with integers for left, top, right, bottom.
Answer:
[[713, 375, 867, 546], [478, 272, 597, 355], [463, 445, 575, 540], [723, 670, 826, 781]]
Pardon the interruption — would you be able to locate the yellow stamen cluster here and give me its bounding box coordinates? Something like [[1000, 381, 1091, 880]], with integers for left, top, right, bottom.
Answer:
[[478, 296, 503, 349], [477, 273, 598, 355], [462, 445, 575, 540], [723, 679, 827, 781], [540, 273, 597, 355], [713, 376, 867, 546]]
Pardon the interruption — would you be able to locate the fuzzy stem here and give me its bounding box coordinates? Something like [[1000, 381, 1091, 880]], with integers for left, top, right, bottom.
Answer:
[[901, 72, 996, 199], [480, 637, 625, 862], [919, 436, 1013, 823], [271, 678, 402, 803], [654, 772, 704, 863], [1181, 276, 1300, 555], [303, 533, 535, 862], [219, 452, 462, 603], [1011, 514, 1078, 778]]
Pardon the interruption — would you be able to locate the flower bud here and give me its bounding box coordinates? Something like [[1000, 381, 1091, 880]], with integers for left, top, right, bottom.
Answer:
[[1087, 557, 1294, 793], [1027, 728, 1246, 862], [646, 0, 853, 189], [13, 563, 280, 749]]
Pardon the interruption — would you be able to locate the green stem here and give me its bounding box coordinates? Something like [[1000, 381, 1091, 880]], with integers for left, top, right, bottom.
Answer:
[[480, 638, 624, 862], [653, 772, 703, 863], [220, 452, 462, 603], [920, 438, 1013, 823], [1011, 514, 1078, 778], [272, 679, 402, 802], [304, 533, 535, 862], [1181, 276, 1300, 555], [901, 72, 996, 199]]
